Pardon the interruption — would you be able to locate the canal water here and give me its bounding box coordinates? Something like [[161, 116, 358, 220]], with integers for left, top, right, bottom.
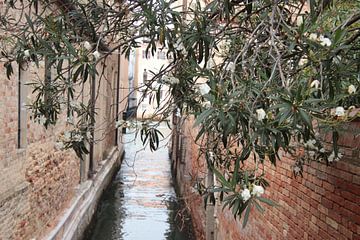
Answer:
[[84, 124, 195, 240]]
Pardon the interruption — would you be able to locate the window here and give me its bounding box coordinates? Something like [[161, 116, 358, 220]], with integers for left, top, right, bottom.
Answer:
[[142, 50, 146, 59], [143, 70, 148, 83]]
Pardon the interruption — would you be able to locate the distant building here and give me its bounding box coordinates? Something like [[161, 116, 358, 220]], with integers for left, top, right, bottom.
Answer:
[[133, 42, 171, 119]]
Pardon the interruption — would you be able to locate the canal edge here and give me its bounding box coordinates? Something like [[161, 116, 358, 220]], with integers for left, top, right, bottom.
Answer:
[[44, 146, 125, 240]]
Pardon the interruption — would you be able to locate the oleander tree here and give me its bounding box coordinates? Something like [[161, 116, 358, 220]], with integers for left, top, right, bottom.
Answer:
[[1, 0, 359, 226]]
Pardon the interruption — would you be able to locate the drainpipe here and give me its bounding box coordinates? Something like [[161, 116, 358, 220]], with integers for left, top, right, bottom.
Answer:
[[206, 167, 215, 240], [115, 47, 121, 146], [17, 65, 21, 148], [89, 73, 96, 177]]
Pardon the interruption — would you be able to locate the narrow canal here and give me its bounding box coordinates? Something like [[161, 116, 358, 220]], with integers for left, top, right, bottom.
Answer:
[[84, 124, 195, 240]]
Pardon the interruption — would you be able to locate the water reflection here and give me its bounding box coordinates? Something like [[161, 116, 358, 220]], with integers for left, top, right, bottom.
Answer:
[[85, 125, 194, 240]]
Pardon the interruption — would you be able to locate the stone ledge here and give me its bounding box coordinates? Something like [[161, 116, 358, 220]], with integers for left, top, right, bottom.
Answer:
[[44, 145, 124, 240]]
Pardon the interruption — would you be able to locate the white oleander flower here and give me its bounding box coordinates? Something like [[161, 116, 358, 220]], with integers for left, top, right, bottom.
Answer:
[[70, 101, 81, 109], [256, 108, 266, 121], [335, 106, 345, 117], [175, 108, 181, 117], [174, 39, 187, 55], [298, 57, 308, 67], [169, 76, 180, 84], [24, 49, 31, 58], [54, 141, 65, 150], [115, 120, 125, 128], [198, 83, 211, 96], [72, 133, 83, 142], [241, 188, 251, 202], [67, 115, 74, 124], [309, 33, 318, 41], [328, 151, 343, 162], [348, 85, 356, 94], [37, 115, 47, 125], [86, 131, 92, 140], [296, 16, 303, 26], [337, 152, 343, 161], [328, 151, 335, 162], [294, 166, 301, 174], [83, 41, 92, 51], [92, 50, 101, 60], [309, 150, 316, 158], [304, 139, 317, 150], [333, 55, 342, 65], [310, 80, 320, 89], [319, 35, 331, 47], [202, 101, 211, 108], [225, 62, 235, 72], [64, 131, 71, 142], [252, 185, 265, 197]]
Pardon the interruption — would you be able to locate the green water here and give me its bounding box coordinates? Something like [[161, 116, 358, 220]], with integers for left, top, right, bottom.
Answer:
[[83, 126, 195, 240]]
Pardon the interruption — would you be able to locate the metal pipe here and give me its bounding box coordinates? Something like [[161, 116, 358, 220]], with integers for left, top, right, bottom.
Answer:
[[17, 65, 21, 148], [89, 73, 96, 176], [115, 47, 121, 146]]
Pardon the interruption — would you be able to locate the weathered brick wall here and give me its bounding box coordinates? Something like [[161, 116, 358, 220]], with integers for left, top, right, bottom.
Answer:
[[172, 116, 207, 240], [0, 48, 124, 240], [0, 58, 81, 239], [216, 121, 360, 240], [20, 142, 79, 239], [174, 118, 360, 240], [0, 61, 31, 240], [0, 184, 30, 240]]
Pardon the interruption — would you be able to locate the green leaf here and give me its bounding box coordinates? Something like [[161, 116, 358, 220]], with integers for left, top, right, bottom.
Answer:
[[4, 62, 13, 79], [242, 202, 251, 228], [257, 197, 278, 206], [254, 200, 265, 214], [298, 109, 312, 128], [231, 156, 241, 186], [194, 108, 214, 127], [212, 167, 232, 189]]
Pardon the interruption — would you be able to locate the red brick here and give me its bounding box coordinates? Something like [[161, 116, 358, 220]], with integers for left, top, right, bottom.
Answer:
[[315, 185, 326, 196], [339, 224, 353, 239], [328, 211, 342, 223], [318, 228, 331, 239], [342, 190, 359, 202], [353, 175, 360, 186], [316, 170, 328, 180], [344, 200, 360, 215], [321, 197, 333, 209], [323, 181, 335, 192], [335, 161, 350, 172], [326, 217, 339, 230], [317, 219, 327, 231], [349, 165, 360, 175]]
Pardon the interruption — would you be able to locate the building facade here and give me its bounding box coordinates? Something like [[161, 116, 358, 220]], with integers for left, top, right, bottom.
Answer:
[[133, 42, 171, 120], [172, 116, 360, 240], [0, 2, 129, 239]]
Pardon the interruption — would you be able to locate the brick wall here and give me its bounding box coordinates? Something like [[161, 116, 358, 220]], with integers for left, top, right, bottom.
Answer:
[[0, 38, 126, 240], [173, 117, 360, 240], [172, 115, 207, 240]]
